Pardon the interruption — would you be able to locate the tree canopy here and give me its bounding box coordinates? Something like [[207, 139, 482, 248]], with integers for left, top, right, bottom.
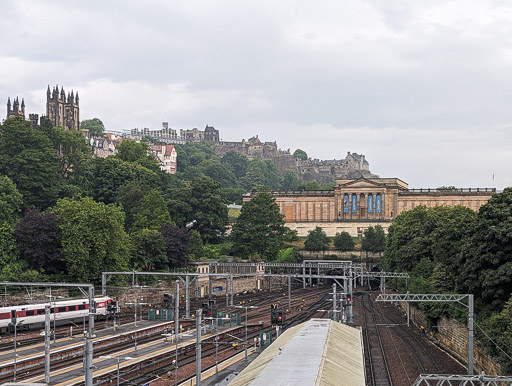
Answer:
[[333, 231, 355, 251], [0, 117, 63, 209], [51, 196, 130, 282], [81, 118, 105, 137], [230, 192, 286, 259], [293, 149, 308, 160], [304, 226, 330, 251]]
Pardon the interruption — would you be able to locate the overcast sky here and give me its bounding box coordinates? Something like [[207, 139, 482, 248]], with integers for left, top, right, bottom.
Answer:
[[1, 0, 511, 189]]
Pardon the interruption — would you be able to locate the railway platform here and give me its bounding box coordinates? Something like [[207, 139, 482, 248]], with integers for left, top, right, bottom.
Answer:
[[20, 322, 246, 385]]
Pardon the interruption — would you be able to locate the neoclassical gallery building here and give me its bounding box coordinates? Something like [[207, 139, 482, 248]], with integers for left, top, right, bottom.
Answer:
[[244, 177, 495, 236]]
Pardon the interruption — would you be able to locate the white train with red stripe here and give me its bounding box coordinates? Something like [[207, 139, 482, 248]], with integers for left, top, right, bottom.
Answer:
[[0, 296, 113, 333]]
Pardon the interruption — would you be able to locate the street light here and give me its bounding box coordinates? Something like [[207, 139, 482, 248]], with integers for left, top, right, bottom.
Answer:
[[234, 305, 258, 360], [99, 355, 136, 386]]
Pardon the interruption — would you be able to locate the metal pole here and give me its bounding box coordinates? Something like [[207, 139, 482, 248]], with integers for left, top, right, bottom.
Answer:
[[407, 300, 410, 327], [185, 275, 190, 319], [102, 273, 107, 296], [13, 323, 17, 382], [288, 276, 291, 311], [134, 304, 138, 355], [175, 280, 180, 342], [45, 305, 51, 384], [196, 309, 202, 385], [215, 318, 219, 377], [208, 275, 212, 300], [349, 266, 353, 324], [303, 265, 306, 289], [245, 307, 248, 361], [175, 330, 178, 386], [226, 277, 229, 307], [269, 268, 272, 292], [468, 294, 474, 375], [116, 358, 120, 386], [230, 275, 233, 306], [332, 283, 337, 321], [85, 339, 93, 386], [88, 286, 95, 338], [195, 277, 199, 300]]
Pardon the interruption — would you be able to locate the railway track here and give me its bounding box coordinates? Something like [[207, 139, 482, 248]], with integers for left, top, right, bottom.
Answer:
[[361, 292, 393, 386], [1, 285, 331, 385]]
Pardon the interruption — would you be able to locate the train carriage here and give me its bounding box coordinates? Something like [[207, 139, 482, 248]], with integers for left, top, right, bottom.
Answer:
[[0, 296, 112, 333]]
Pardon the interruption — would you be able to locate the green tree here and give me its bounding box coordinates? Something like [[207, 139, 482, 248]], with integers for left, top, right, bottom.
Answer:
[[297, 180, 322, 191], [222, 151, 249, 179], [80, 118, 105, 137], [14, 209, 65, 275], [115, 182, 152, 230], [160, 224, 190, 268], [282, 170, 300, 190], [130, 229, 167, 270], [0, 175, 23, 226], [0, 223, 39, 281], [457, 188, 512, 309], [240, 160, 267, 190], [486, 296, 512, 373], [293, 149, 308, 160], [230, 192, 286, 259], [304, 226, 330, 251], [115, 140, 160, 173], [166, 176, 228, 244], [333, 231, 355, 251], [75, 157, 161, 204], [175, 142, 218, 173], [201, 160, 238, 188], [0, 117, 63, 209], [132, 189, 172, 231], [43, 125, 91, 178], [51, 196, 130, 282], [187, 230, 204, 260], [361, 225, 386, 253]]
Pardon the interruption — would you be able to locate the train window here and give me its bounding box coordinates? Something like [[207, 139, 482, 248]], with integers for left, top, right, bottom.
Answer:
[[37, 309, 45, 314], [78, 304, 85, 310], [58, 307, 67, 313], [26, 310, 35, 316], [11, 310, 16, 318]]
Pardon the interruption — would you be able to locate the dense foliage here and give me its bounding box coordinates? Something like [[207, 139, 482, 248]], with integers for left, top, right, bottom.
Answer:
[[381, 194, 512, 371], [304, 226, 330, 251], [230, 192, 287, 259]]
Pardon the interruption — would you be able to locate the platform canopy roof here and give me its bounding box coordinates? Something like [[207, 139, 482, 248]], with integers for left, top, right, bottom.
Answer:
[[230, 318, 365, 386]]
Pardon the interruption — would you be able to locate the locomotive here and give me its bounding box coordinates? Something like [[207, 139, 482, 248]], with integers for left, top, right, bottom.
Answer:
[[0, 296, 113, 333]]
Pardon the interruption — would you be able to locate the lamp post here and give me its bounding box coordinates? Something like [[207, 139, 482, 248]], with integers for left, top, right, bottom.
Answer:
[[99, 355, 135, 386], [234, 305, 258, 360]]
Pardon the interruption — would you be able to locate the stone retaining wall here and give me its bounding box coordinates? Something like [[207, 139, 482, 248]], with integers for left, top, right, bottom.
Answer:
[[404, 303, 501, 375]]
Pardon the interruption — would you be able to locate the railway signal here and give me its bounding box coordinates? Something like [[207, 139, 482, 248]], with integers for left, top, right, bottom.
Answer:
[[270, 303, 279, 325]]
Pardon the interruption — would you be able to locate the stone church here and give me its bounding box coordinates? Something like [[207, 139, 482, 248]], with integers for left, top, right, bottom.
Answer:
[[5, 85, 79, 131], [244, 177, 495, 236]]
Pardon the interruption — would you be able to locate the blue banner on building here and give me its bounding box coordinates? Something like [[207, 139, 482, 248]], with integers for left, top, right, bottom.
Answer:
[[368, 194, 373, 213], [343, 194, 349, 213], [352, 194, 357, 213], [376, 194, 381, 213], [213, 286, 223, 293]]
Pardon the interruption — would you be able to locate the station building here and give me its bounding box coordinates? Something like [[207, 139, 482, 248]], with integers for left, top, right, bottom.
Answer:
[[244, 177, 495, 236]]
